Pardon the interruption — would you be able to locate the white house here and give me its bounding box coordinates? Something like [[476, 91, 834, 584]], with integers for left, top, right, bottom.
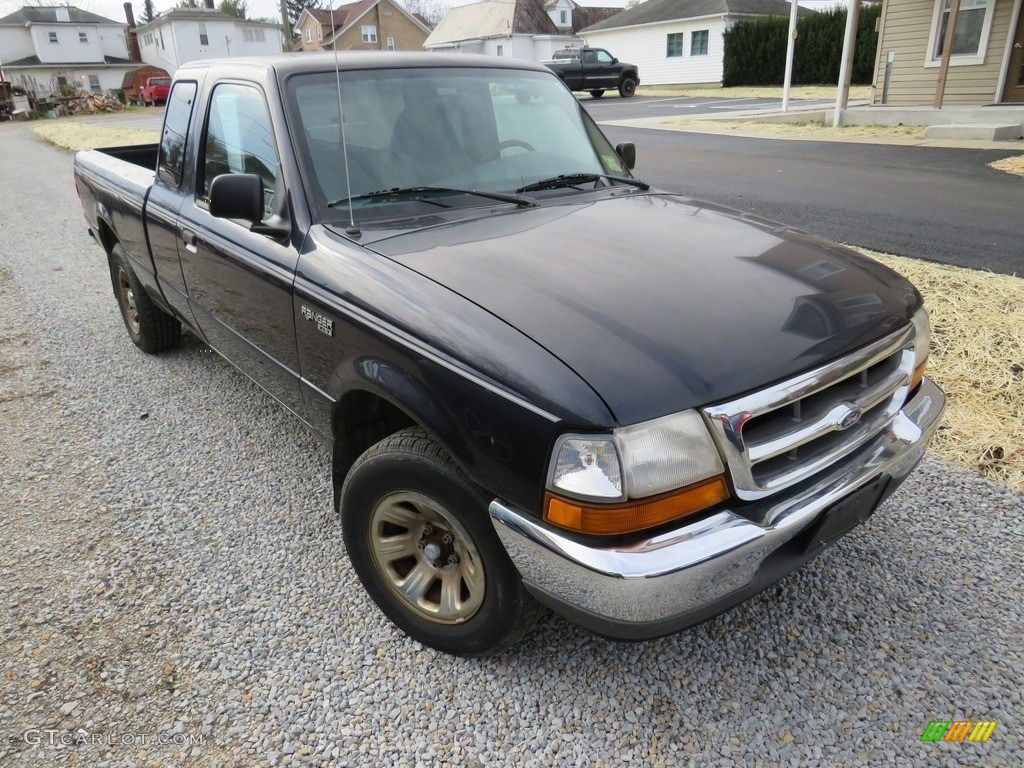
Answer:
[[0, 5, 134, 97], [581, 0, 802, 86], [134, 7, 283, 73], [425, 0, 621, 61]]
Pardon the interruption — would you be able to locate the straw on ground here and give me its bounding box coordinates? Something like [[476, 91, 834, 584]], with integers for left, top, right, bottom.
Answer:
[[863, 250, 1023, 493], [660, 119, 928, 140], [989, 154, 1024, 178]]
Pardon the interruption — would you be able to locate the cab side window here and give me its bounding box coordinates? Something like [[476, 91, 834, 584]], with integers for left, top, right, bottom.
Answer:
[[201, 83, 279, 219], [157, 81, 197, 188]]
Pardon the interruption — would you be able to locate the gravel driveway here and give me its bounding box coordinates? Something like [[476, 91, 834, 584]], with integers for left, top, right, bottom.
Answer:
[[1, 124, 1022, 767]]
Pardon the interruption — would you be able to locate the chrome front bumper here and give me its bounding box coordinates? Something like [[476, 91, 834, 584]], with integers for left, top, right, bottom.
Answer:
[[489, 377, 945, 640]]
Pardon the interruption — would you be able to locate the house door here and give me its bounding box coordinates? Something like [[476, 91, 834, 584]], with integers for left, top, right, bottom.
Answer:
[[1003, 6, 1024, 102]]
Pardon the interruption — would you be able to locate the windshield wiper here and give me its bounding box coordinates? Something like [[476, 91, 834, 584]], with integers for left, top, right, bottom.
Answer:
[[516, 173, 650, 194], [328, 186, 536, 209]]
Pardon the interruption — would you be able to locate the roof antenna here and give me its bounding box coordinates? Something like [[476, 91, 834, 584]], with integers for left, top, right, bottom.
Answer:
[[330, 4, 361, 237]]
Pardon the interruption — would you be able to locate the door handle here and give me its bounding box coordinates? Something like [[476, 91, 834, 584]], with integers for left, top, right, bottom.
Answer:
[[181, 228, 198, 253]]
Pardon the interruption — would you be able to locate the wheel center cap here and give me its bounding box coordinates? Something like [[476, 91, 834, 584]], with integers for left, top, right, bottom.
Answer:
[[423, 542, 443, 562]]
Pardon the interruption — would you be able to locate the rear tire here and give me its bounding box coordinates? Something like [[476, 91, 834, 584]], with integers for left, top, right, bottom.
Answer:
[[109, 243, 181, 354], [589, 90, 605, 99], [340, 428, 544, 656], [618, 78, 637, 98]]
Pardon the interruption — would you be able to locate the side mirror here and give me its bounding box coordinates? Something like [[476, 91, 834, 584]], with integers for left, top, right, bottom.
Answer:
[[612, 57, 618, 65], [209, 172, 290, 241], [615, 142, 636, 170], [209, 172, 263, 222]]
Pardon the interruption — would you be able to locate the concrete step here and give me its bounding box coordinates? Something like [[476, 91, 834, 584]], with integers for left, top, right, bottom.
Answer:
[[924, 124, 1022, 141]]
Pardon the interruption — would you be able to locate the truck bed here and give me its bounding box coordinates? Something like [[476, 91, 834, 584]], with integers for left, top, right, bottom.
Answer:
[[74, 144, 158, 280]]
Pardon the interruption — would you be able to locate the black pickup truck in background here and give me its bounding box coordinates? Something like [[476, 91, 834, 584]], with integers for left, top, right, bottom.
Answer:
[[74, 53, 944, 657], [544, 47, 640, 98]]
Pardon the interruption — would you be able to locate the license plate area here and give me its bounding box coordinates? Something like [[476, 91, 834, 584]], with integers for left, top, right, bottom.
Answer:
[[803, 475, 891, 552]]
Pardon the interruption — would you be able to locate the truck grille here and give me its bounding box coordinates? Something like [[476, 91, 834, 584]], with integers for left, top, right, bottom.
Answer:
[[702, 325, 916, 501]]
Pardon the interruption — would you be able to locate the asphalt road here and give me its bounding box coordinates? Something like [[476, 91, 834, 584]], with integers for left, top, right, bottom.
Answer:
[[596, 125, 1024, 276]]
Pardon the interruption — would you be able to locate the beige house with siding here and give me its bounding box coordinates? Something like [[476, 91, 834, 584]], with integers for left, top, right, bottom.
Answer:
[[872, 0, 1024, 105], [294, 0, 430, 53]]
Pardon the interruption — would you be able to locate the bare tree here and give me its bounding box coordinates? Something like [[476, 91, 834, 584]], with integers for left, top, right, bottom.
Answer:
[[397, 0, 450, 29]]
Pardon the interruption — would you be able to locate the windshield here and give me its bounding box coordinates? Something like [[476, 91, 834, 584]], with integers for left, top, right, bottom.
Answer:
[[285, 67, 630, 222]]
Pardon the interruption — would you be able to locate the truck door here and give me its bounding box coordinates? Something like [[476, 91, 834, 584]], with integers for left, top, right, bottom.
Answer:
[[593, 49, 619, 89], [148, 80, 200, 325], [176, 81, 307, 420]]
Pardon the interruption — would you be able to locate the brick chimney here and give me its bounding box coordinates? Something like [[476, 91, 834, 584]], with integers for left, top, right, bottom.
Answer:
[[124, 3, 142, 62]]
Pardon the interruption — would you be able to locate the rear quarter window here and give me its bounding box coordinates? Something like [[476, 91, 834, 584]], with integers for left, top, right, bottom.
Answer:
[[157, 81, 198, 188]]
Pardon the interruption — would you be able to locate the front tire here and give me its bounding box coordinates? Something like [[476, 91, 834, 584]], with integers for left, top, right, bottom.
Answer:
[[340, 428, 543, 656], [618, 77, 637, 98], [109, 244, 181, 353]]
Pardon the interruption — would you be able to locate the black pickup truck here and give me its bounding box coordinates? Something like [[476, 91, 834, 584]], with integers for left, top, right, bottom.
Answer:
[[74, 53, 944, 656], [545, 47, 639, 98]]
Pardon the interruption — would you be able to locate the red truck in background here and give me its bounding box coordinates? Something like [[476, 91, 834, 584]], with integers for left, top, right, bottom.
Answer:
[[140, 77, 171, 107]]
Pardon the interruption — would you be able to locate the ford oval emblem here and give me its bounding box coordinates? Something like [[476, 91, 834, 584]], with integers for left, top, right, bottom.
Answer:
[[836, 403, 862, 431]]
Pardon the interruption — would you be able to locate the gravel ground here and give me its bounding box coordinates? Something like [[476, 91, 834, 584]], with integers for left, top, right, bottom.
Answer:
[[1, 123, 1023, 767]]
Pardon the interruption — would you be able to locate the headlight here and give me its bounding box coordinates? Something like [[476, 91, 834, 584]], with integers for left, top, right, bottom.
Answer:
[[910, 306, 931, 390], [548, 435, 624, 501], [615, 410, 724, 498], [545, 411, 729, 535]]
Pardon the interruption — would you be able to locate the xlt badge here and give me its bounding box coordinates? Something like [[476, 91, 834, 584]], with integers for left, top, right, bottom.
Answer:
[[300, 305, 334, 337]]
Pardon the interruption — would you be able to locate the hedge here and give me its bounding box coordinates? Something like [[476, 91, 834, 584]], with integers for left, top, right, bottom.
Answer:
[[722, 4, 882, 87]]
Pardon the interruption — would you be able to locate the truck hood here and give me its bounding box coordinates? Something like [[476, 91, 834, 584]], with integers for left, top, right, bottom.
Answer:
[[360, 193, 920, 425]]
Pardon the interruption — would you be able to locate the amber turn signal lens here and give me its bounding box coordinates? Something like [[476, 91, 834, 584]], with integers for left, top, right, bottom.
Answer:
[[909, 360, 927, 392], [544, 476, 730, 536]]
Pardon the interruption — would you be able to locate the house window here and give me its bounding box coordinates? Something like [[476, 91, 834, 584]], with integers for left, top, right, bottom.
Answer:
[[88, 75, 101, 92], [691, 30, 709, 56], [48, 31, 58, 44], [305, 28, 313, 43], [317, 26, 322, 41], [666, 33, 683, 58], [244, 28, 265, 42], [361, 25, 377, 43], [927, 0, 995, 65], [386, 36, 395, 51], [160, 29, 165, 49], [496, 44, 504, 56], [199, 22, 209, 46], [79, 32, 89, 44], [560, 10, 567, 24]]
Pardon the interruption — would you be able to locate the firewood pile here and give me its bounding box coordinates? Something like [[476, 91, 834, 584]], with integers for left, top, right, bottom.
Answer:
[[64, 92, 123, 115]]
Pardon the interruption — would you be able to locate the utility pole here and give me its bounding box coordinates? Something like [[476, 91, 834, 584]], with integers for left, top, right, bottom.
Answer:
[[280, 0, 291, 51]]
